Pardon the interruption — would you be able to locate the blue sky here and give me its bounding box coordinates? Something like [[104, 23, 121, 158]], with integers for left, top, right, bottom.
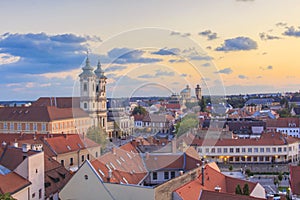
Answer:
[[1, 0, 300, 100]]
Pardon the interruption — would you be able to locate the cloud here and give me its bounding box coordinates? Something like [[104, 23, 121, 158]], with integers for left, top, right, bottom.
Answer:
[[283, 26, 300, 37], [199, 30, 218, 40], [215, 67, 233, 74], [276, 22, 287, 27], [0, 32, 93, 74], [170, 31, 190, 37], [105, 65, 127, 72], [152, 48, 180, 55], [259, 32, 281, 41], [201, 63, 211, 67], [181, 74, 187, 77], [238, 75, 248, 79], [169, 59, 185, 63], [260, 65, 273, 70], [215, 37, 257, 51], [106, 47, 162, 64], [170, 31, 181, 36], [138, 70, 175, 79], [181, 33, 191, 37]]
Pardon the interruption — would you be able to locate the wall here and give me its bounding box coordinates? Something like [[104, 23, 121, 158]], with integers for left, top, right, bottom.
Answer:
[[250, 183, 266, 199], [12, 186, 30, 200]]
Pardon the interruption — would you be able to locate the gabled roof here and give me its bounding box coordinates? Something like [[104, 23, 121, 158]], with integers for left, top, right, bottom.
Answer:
[[174, 163, 260, 200], [0, 172, 31, 195], [43, 134, 100, 155], [0, 146, 39, 171], [266, 117, 300, 128], [0, 106, 88, 122], [90, 143, 147, 185], [290, 165, 300, 195]]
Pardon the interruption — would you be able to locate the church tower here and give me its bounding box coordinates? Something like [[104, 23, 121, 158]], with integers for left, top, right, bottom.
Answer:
[[195, 84, 202, 100], [79, 56, 107, 130]]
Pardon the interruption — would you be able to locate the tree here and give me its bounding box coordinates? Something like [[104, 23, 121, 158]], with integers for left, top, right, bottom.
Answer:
[[273, 177, 279, 188], [242, 183, 250, 196], [0, 193, 16, 200], [229, 165, 233, 172], [235, 184, 242, 195], [86, 126, 107, 154], [132, 105, 147, 115], [199, 98, 207, 112], [176, 114, 198, 137], [185, 102, 199, 110]]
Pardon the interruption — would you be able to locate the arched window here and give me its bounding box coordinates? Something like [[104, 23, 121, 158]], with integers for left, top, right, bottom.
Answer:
[[84, 103, 87, 109], [83, 83, 87, 91]]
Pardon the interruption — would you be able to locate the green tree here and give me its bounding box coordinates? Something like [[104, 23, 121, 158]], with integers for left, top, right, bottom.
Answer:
[[0, 193, 16, 200], [132, 105, 147, 115], [273, 177, 279, 188], [86, 126, 107, 154], [199, 98, 207, 112], [229, 165, 233, 172], [235, 184, 242, 195], [185, 102, 199, 110], [242, 183, 250, 196], [176, 114, 198, 137], [278, 172, 283, 186]]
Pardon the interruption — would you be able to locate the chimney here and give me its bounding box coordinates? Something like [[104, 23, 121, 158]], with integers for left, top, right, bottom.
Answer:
[[112, 147, 116, 155], [179, 170, 184, 176], [171, 138, 177, 153], [214, 186, 221, 192], [107, 169, 112, 183], [12, 140, 18, 148], [22, 143, 30, 153], [201, 166, 205, 186]]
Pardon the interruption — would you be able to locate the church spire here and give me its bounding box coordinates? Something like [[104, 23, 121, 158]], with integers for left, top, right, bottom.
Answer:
[[79, 52, 95, 77], [94, 59, 107, 79]]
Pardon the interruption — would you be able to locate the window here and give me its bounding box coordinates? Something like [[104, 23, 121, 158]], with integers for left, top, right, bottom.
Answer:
[[223, 148, 228, 153], [266, 148, 270, 152], [84, 175, 88, 180], [39, 189, 42, 199], [96, 152, 98, 158], [247, 157, 251, 162], [81, 155, 85, 162], [217, 148, 222, 153], [87, 154, 90, 160], [265, 157, 270, 161], [3, 122, 7, 130], [32, 193, 36, 198], [153, 172, 157, 180], [236, 148, 240, 153], [284, 147, 287, 152], [272, 147, 276, 153], [253, 157, 258, 162], [61, 160, 64, 166], [205, 148, 209, 153], [254, 148, 258, 153], [260, 148, 264, 153], [42, 123, 46, 131], [259, 156, 264, 162], [211, 148, 215, 153], [17, 123, 21, 130], [248, 148, 252, 153], [70, 158, 74, 166], [198, 148, 202, 153], [10, 123, 14, 130], [84, 103, 87, 109], [25, 123, 30, 131], [171, 171, 176, 179], [230, 148, 234, 153], [83, 83, 87, 91], [164, 171, 169, 180], [242, 148, 246, 153], [278, 147, 282, 152]]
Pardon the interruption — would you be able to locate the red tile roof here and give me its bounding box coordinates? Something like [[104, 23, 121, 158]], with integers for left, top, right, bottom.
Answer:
[[0, 172, 31, 195], [192, 132, 299, 147], [199, 190, 265, 200], [266, 117, 300, 128], [44, 155, 72, 198], [290, 165, 300, 195], [0, 106, 88, 122], [91, 143, 147, 185], [43, 134, 100, 155], [32, 97, 80, 108], [165, 104, 181, 110], [0, 146, 39, 171], [174, 163, 260, 200]]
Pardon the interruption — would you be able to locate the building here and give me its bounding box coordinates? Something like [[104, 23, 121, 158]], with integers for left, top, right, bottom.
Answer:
[[195, 84, 202, 101], [79, 57, 107, 129], [173, 162, 265, 200], [0, 145, 45, 200], [0, 106, 91, 134], [192, 132, 299, 164], [225, 118, 266, 138], [133, 114, 174, 134], [289, 165, 300, 199], [266, 118, 300, 138]]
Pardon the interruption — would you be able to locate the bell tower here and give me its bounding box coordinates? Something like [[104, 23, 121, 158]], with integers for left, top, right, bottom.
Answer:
[[79, 55, 107, 130]]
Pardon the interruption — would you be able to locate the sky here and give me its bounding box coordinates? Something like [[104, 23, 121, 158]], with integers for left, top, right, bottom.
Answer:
[[1, 0, 300, 100]]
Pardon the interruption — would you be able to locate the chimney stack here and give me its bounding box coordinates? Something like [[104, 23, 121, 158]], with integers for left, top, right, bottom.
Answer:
[[107, 169, 112, 183], [22, 143, 30, 153], [214, 186, 221, 192]]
